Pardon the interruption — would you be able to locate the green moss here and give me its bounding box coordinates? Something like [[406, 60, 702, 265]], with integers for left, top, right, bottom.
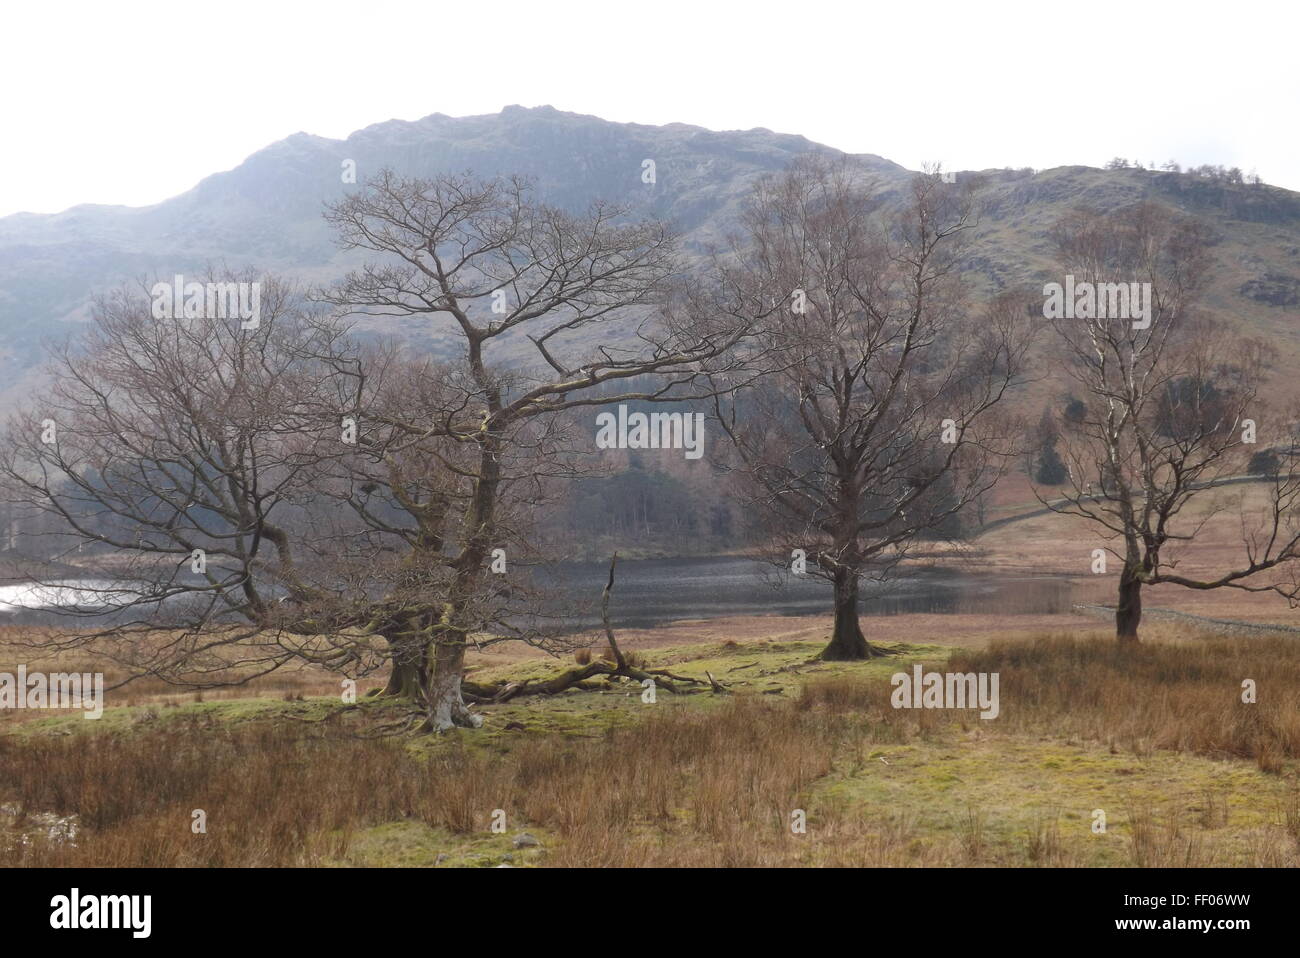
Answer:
[[2, 695, 375, 740], [810, 735, 1295, 866], [334, 821, 549, 868]]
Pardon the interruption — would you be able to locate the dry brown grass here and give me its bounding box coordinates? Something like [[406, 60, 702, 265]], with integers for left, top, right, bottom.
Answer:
[[0, 700, 870, 867], [3, 629, 1299, 867], [950, 633, 1300, 769]]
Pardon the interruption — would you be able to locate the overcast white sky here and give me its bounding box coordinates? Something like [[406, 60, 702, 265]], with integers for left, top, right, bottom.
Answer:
[[3, 0, 1296, 217]]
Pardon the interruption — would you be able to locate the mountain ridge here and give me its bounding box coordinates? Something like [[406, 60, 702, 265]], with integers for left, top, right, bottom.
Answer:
[[2, 105, 1297, 406]]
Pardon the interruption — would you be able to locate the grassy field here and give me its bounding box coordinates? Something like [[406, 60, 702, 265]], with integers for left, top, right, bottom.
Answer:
[[2, 623, 1298, 868]]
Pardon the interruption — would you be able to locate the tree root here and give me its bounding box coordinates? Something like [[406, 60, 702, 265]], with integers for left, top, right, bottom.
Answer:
[[818, 642, 902, 662]]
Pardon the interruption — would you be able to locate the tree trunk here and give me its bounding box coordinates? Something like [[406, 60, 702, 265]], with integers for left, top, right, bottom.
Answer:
[[419, 415, 500, 732], [820, 568, 881, 660], [379, 636, 427, 701], [424, 635, 482, 732], [1116, 568, 1142, 643]]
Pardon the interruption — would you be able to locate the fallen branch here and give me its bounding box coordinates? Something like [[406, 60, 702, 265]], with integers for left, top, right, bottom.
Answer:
[[461, 554, 707, 702]]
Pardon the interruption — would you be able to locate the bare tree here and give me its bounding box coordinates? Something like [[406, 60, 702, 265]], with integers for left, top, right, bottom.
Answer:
[[0, 274, 394, 690], [1040, 202, 1300, 641], [318, 170, 755, 726], [712, 158, 1031, 660]]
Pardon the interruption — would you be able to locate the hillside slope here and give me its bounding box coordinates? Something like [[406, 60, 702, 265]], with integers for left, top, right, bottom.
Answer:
[[2, 105, 1297, 408]]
